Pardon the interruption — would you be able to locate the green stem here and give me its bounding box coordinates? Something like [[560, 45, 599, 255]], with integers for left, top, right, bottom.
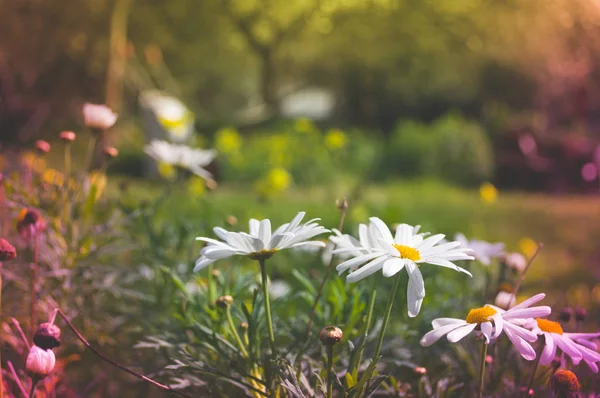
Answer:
[[207, 265, 216, 304], [63, 143, 72, 223], [326, 345, 334, 398], [226, 306, 249, 358], [372, 273, 402, 360], [85, 133, 98, 171], [30, 237, 39, 337], [477, 342, 488, 398], [258, 258, 276, 355], [354, 289, 377, 371], [523, 341, 544, 397]]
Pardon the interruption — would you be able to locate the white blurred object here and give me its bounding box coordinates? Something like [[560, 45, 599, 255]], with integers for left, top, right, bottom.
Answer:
[[494, 291, 516, 310], [83, 103, 118, 130], [454, 233, 505, 266], [280, 87, 335, 120], [504, 252, 527, 272], [269, 280, 291, 299], [140, 90, 194, 143]]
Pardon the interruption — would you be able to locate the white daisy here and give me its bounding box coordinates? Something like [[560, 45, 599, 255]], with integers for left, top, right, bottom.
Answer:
[[332, 218, 474, 317], [420, 293, 551, 360], [526, 318, 600, 372], [194, 212, 329, 271], [454, 233, 505, 266], [144, 140, 216, 179]]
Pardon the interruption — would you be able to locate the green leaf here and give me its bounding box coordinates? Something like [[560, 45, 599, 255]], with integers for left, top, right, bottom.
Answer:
[[291, 269, 316, 295]]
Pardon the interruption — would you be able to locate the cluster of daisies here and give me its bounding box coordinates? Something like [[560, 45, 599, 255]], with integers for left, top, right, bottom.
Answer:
[[193, 213, 600, 376]]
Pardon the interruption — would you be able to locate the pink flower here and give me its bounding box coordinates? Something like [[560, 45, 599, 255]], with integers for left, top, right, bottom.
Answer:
[[59, 131, 77, 142], [26, 346, 55, 377], [83, 103, 118, 130], [526, 318, 600, 372], [420, 293, 551, 360]]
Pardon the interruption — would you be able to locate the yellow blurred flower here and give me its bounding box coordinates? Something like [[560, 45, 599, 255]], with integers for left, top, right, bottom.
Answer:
[[479, 182, 498, 204], [158, 162, 176, 180], [350, 205, 369, 223], [518, 237, 538, 259], [42, 169, 65, 186], [325, 129, 347, 150], [188, 176, 206, 197], [267, 167, 291, 192], [215, 128, 242, 154], [21, 152, 46, 172], [294, 118, 315, 134]]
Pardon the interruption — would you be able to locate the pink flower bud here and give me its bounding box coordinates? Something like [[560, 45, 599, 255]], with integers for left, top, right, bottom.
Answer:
[[103, 147, 119, 158], [26, 346, 55, 378], [35, 140, 51, 154], [83, 103, 118, 130], [59, 131, 77, 142]]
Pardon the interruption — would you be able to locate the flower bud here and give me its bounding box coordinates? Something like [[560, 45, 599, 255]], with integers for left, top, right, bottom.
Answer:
[[83, 103, 118, 130], [519, 387, 534, 396], [494, 291, 516, 310], [216, 295, 234, 308], [336, 198, 348, 211], [319, 326, 343, 346], [26, 346, 55, 378], [414, 367, 427, 375], [35, 140, 51, 154], [206, 179, 218, 191], [0, 239, 17, 262], [211, 269, 222, 278], [550, 369, 580, 398], [59, 131, 76, 142], [226, 215, 238, 226], [103, 147, 119, 158], [574, 307, 586, 322], [240, 322, 249, 329], [504, 252, 527, 272], [33, 323, 61, 350], [558, 307, 573, 323]]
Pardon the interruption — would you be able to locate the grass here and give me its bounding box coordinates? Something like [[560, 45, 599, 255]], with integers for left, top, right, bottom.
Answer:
[[111, 176, 600, 313]]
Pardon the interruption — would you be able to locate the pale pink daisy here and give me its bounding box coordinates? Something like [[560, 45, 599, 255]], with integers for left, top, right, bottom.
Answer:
[[420, 293, 551, 360], [526, 318, 600, 373]]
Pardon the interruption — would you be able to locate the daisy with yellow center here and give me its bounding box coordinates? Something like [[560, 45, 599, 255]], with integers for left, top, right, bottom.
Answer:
[[144, 140, 216, 180], [526, 317, 600, 372], [421, 293, 551, 361], [332, 218, 474, 317]]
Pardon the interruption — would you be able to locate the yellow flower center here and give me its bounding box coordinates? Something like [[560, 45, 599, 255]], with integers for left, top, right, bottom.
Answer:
[[392, 244, 421, 261], [466, 306, 497, 324], [248, 249, 278, 260], [536, 318, 563, 335]]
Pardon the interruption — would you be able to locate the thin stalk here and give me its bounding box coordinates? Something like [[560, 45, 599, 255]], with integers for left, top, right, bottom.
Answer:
[[258, 258, 276, 355], [28, 380, 38, 398], [326, 345, 334, 398], [226, 306, 249, 358], [85, 133, 98, 171], [30, 237, 39, 337], [63, 142, 72, 223], [511, 243, 543, 302], [304, 204, 348, 340], [523, 341, 545, 397], [7, 361, 28, 398], [207, 265, 216, 304], [10, 318, 30, 349], [372, 273, 402, 361], [55, 308, 191, 397], [354, 289, 377, 372], [477, 342, 488, 398]]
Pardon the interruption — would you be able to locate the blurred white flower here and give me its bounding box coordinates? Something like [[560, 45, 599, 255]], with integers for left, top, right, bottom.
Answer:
[[504, 252, 527, 272], [139, 90, 194, 142], [83, 103, 118, 130], [144, 140, 216, 180], [194, 212, 329, 271], [421, 293, 551, 360], [494, 290, 516, 309], [333, 218, 474, 317], [26, 345, 56, 377], [269, 280, 291, 299], [454, 233, 504, 266]]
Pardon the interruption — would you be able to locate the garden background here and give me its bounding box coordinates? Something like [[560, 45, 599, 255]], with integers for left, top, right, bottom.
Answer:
[[0, 0, 599, 396]]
